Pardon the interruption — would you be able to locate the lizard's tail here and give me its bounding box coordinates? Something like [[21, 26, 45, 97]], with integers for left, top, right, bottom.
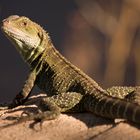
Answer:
[[84, 93, 140, 123]]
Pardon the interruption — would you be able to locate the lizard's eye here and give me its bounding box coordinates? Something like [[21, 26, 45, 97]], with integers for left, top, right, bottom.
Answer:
[[20, 21, 27, 27], [23, 22, 27, 26]]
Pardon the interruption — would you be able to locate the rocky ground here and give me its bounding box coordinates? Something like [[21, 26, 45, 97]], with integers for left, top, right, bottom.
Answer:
[[0, 94, 140, 140]]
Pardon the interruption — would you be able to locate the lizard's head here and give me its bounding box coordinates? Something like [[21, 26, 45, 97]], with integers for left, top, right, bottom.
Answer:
[[1, 15, 49, 62]]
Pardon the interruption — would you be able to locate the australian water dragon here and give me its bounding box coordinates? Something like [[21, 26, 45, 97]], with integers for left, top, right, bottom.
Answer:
[[1, 15, 140, 124]]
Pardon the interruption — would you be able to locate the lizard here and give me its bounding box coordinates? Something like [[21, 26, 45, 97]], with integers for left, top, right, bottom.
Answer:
[[1, 15, 140, 124]]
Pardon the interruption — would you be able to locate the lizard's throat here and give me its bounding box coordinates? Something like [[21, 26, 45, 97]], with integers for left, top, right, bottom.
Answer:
[[24, 47, 44, 66], [20, 38, 47, 65]]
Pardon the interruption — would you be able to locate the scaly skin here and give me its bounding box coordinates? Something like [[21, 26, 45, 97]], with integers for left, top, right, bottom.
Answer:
[[1, 15, 140, 124]]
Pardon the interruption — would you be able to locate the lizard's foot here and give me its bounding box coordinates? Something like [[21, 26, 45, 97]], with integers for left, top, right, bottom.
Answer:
[[0, 102, 11, 110], [19, 110, 60, 124], [0, 103, 11, 117], [125, 88, 140, 105], [0, 101, 19, 110], [11, 98, 61, 129], [0, 92, 19, 111], [0, 94, 24, 111], [0, 106, 9, 110]]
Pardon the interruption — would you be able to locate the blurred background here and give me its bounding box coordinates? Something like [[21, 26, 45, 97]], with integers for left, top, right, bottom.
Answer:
[[0, 0, 140, 102]]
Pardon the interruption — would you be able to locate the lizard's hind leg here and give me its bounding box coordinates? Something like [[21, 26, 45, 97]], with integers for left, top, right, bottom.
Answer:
[[125, 87, 140, 105], [15, 92, 83, 127], [107, 86, 140, 105]]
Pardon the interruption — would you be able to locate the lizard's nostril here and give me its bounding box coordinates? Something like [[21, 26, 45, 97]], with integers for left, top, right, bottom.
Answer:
[[2, 15, 20, 29], [1, 19, 10, 30]]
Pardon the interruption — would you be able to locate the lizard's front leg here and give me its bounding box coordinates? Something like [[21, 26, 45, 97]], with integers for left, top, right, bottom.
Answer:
[[0, 70, 36, 110]]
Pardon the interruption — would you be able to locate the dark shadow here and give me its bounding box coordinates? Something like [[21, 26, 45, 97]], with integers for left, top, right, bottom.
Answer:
[[88, 121, 122, 140], [87, 120, 140, 140], [67, 113, 114, 128]]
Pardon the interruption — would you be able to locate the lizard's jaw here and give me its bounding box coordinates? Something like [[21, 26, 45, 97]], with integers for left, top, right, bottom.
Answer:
[[2, 23, 34, 61]]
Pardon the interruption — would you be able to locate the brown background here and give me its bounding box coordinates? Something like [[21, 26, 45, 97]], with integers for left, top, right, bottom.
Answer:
[[0, 0, 140, 102]]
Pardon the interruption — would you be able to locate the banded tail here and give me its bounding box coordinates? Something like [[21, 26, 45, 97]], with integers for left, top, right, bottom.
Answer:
[[84, 93, 140, 123]]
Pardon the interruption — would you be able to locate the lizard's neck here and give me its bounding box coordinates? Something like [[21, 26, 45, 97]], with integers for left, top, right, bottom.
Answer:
[[30, 42, 76, 94], [30, 39, 70, 75], [43, 45, 70, 74]]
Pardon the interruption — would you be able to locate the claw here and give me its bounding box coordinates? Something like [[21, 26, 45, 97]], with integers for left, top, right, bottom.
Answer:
[[29, 119, 43, 130], [21, 111, 32, 117], [0, 103, 9, 110]]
